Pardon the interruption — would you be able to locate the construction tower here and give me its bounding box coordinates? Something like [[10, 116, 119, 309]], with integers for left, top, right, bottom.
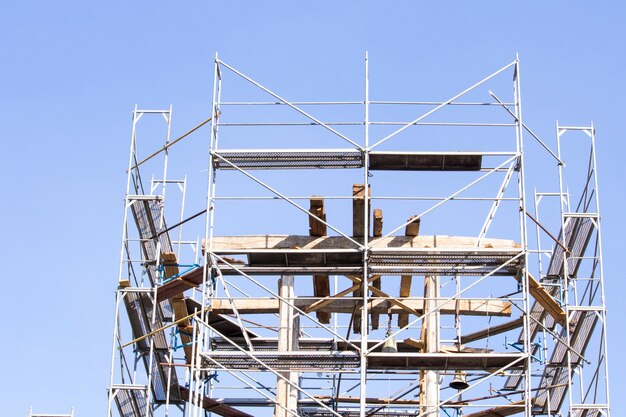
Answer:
[[106, 55, 611, 417]]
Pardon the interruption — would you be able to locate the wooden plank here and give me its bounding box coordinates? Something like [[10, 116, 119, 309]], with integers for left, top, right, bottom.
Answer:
[[405, 215, 421, 237], [352, 184, 367, 334], [373, 209, 383, 237], [464, 400, 526, 417], [206, 235, 520, 251], [308, 196, 327, 236], [208, 298, 513, 316], [352, 184, 370, 237], [178, 386, 253, 417], [370, 275, 381, 330], [371, 208, 383, 329], [521, 273, 566, 326], [403, 339, 494, 354], [403, 337, 425, 350], [399, 216, 419, 328], [309, 197, 330, 324], [460, 317, 524, 344], [276, 276, 299, 417], [398, 275, 413, 328], [312, 396, 422, 406], [161, 252, 194, 363], [352, 284, 363, 334]]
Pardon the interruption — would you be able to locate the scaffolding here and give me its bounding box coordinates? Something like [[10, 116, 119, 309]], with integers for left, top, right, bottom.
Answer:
[[106, 55, 611, 417]]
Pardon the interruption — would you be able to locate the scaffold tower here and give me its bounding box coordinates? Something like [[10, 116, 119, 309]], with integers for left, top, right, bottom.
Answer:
[[107, 55, 611, 417]]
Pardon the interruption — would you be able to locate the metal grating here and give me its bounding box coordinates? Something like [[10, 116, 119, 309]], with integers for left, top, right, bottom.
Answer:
[[130, 198, 174, 320], [212, 150, 484, 171], [211, 337, 334, 351], [502, 278, 560, 391], [123, 292, 169, 352], [213, 149, 363, 170], [547, 215, 595, 278], [150, 351, 183, 404], [369, 249, 521, 276], [201, 352, 360, 370], [300, 409, 424, 417], [114, 388, 150, 417], [369, 152, 482, 171], [570, 408, 604, 417], [535, 310, 598, 413]]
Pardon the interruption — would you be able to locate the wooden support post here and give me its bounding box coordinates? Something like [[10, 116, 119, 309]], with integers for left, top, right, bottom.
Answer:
[[352, 184, 370, 237], [275, 276, 299, 417], [352, 184, 370, 334], [399, 216, 420, 328], [422, 275, 440, 417], [371, 209, 383, 329], [309, 197, 330, 324]]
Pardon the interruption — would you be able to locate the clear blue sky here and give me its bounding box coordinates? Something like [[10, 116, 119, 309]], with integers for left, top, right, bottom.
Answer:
[[2, 2, 625, 416]]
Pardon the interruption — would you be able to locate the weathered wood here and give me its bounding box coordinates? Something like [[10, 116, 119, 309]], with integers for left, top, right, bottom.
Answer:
[[399, 216, 419, 328], [398, 275, 413, 328], [162, 252, 193, 363], [370, 275, 381, 330], [423, 275, 440, 417], [178, 386, 253, 417], [208, 298, 512, 316], [351, 184, 368, 337], [312, 395, 422, 405], [371, 207, 383, 329], [403, 337, 425, 351], [373, 209, 383, 237], [308, 196, 327, 236], [276, 276, 299, 417], [352, 283, 363, 334], [309, 197, 330, 324], [523, 273, 566, 326], [406, 215, 421, 237], [464, 400, 526, 417], [304, 282, 363, 314], [352, 184, 370, 237], [206, 235, 520, 251], [460, 317, 524, 344], [402, 339, 494, 354]]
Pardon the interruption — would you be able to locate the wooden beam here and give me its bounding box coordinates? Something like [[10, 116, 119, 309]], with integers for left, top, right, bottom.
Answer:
[[463, 400, 526, 417], [276, 276, 299, 417], [405, 215, 421, 237], [178, 386, 253, 417], [162, 252, 193, 363], [373, 209, 383, 237], [313, 396, 422, 406], [520, 273, 566, 326], [208, 298, 512, 316], [309, 197, 330, 324], [370, 275, 381, 330], [460, 317, 524, 344], [352, 283, 363, 334], [352, 184, 370, 237], [371, 208, 383, 329], [352, 184, 369, 334], [304, 282, 363, 314], [308, 196, 327, 236], [403, 339, 494, 354], [399, 215, 419, 328], [206, 234, 521, 251]]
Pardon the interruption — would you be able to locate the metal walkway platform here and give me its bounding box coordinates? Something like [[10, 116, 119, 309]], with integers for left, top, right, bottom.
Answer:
[[212, 149, 485, 171]]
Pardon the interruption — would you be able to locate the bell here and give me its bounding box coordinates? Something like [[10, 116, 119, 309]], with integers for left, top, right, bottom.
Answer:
[[381, 337, 398, 353], [449, 371, 469, 390]]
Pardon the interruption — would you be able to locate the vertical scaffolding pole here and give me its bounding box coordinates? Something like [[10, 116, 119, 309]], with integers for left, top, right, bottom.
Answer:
[[512, 56, 533, 416], [359, 51, 370, 417]]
